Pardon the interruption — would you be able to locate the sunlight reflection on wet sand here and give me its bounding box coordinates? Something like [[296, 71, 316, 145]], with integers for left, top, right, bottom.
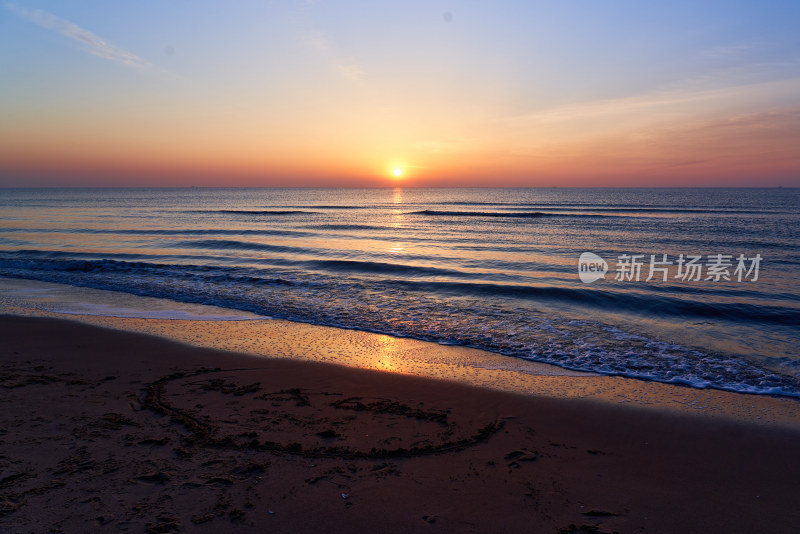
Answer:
[[3, 302, 800, 429]]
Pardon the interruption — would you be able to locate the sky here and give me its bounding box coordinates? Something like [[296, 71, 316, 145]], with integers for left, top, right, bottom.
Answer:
[[1, 1, 799, 187]]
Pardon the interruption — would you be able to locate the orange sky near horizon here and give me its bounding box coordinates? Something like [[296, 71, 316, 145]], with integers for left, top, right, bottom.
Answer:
[[1, 2, 799, 187]]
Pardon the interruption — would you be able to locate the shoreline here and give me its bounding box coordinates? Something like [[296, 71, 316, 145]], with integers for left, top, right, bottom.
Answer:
[[2, 314, 800, 532], [3, 294, 800, 429]]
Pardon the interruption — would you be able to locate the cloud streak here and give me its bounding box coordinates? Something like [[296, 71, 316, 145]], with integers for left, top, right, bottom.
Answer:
[[495, 76, 800, 148], [303, 29, 365, 83], [4, 2, 149, 68]]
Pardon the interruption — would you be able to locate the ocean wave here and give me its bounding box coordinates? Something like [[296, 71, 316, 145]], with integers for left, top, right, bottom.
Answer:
[[283, 205, 367, 210], [1, 266, 797, 398], [297, 258, 465, 277], [201, 210, 318, 215], [311, 224, 385, 231], [431, 201, 785, 215], [0, 227, 314, 238], [389, 279, 799, 326], [1, 252, 796, 326], [410, 210, 551, 218], [175, 239, 309, 255], [408, 209, 622, 219]]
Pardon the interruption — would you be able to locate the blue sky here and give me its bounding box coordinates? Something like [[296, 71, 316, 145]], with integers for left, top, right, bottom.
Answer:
[[1, 1, 799, 186]]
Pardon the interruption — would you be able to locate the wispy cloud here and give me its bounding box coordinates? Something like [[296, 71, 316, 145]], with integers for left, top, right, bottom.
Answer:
[[499, 87, 734, 126], [498, 77, 800, 130], [4, 2, 149, 68], [700, 43, 756, 59], [303, 29, 365, 83], [551, 106, 800, 172]]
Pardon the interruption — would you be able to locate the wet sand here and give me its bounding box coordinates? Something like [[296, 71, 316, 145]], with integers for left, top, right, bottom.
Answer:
[[2, 314, 800, 533], [4, 299, 799, 428]]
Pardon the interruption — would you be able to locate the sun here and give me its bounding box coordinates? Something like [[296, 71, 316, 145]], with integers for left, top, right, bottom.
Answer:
[[392, 167, 403, 178]]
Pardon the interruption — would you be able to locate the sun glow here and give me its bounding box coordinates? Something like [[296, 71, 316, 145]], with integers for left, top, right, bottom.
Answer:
[[392, 167, 403, 178]]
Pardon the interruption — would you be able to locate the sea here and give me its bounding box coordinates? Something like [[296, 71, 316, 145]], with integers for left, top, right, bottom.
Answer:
[[0, 187, 798, 397]]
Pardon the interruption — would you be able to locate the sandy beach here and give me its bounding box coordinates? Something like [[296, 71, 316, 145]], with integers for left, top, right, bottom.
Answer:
[[1, 314, 799, 533], [4, 1, 800, 531]]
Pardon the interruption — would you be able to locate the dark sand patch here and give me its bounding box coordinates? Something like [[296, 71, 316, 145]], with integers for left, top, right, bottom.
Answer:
[[1, 315, 800, 533]]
